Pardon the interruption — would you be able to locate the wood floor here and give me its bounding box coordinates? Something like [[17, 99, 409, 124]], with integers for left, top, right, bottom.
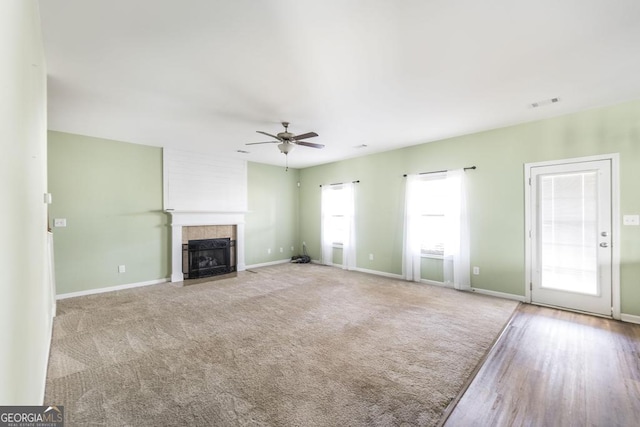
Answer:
[[444, 303, 640, 427]]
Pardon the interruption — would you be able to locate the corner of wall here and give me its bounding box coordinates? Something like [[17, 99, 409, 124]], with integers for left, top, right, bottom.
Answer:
[[0, 0, 52, 405]]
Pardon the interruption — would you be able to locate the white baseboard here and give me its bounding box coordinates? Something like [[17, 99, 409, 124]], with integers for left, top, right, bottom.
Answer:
[[470, 287, 527, 302], [245, 259, 291, 269], [56, 278, 169, 300], [352, 267, 404, 280], [420, 279, 453, 288], [306, 263, 404, 280], [621, 313, 640, 325], [40, 310, 54, 404]]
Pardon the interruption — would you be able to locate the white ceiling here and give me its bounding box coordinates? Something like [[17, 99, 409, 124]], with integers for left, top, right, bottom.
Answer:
[[39, 0, 640, 169]]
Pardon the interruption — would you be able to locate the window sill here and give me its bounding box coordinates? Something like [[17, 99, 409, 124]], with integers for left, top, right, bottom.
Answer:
[[421, 253, 444, 260]]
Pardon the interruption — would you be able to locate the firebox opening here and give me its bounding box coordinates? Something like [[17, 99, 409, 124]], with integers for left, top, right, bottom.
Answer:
[[183, 238, 236, 279]]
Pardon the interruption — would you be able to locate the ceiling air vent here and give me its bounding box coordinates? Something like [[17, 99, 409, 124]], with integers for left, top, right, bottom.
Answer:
[[530, 97, 560, 108]]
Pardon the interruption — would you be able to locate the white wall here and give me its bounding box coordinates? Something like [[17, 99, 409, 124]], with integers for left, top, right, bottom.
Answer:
[[0, 0, 51, 404], [163, 148, 248, 212]]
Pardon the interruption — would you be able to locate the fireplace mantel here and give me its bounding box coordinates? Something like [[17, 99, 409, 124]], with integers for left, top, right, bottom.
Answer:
[[167, 210, 247, 223], [167, 210, 246, 282]]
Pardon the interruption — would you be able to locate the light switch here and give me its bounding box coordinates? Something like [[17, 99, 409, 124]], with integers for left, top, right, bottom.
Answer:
[[623, 215, 640, 226], [53, 218, 67, 227]]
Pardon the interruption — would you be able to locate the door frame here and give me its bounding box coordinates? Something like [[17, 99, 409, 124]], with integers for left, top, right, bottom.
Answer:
[[524, 153, 620, 319]]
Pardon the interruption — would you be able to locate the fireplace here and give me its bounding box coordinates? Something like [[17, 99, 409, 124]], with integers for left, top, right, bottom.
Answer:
[[183, 238, 236, 279], [167, 212, 246, 282]]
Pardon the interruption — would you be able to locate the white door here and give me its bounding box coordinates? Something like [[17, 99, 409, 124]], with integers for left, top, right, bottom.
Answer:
[[529, 159, 612, 316]]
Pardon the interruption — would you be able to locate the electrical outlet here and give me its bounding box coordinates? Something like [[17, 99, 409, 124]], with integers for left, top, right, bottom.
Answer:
[[267, 248, 271, 254], [53, 218, 67, 227], [369, 254, 374, 261], [118, 265, 126, 273], [473, 266, 480, 275], [290, 246, 294, 251], [280, 247, 283, 253], [623, 215, 640, 226]]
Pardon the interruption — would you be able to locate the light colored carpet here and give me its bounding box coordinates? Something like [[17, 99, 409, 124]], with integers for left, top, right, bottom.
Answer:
[[45, 263, 518, 426]]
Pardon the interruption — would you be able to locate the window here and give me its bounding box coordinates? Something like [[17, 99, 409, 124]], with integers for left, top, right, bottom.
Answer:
[[415, 175, 447, 257], [327, 215, 346, 246], [321, 182, 356, 269], [322, 185, 351, 246], [404, 169, 470, 288]]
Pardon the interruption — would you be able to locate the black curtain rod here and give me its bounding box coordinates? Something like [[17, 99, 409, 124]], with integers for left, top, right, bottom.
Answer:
[[319, 180, 360, 187], [403, 166, 476, 177]]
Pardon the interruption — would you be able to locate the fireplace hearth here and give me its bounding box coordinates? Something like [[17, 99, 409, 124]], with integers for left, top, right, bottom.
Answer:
[[183, 238, 236, 279]]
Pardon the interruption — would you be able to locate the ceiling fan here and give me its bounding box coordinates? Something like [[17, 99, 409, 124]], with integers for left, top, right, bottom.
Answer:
[[246, 122, 324, 155]]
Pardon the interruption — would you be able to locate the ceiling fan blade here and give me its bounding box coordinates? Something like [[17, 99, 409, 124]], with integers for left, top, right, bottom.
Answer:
[[256, 130, 280, 140], [295, 141, 325, 149], [294, 132, 318, 140], [246, 141, 279, 145]]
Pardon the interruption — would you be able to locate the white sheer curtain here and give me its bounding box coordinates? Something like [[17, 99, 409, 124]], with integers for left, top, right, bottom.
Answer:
[[342, 182, 356, 270], [443, 169, 471, 290], [403, 174, 423, 282], [321, 182, 356, 270], [320, 185, 334, 266]]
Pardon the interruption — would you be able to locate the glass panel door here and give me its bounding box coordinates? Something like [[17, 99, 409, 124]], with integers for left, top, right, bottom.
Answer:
[[530, 160, 612, 316]]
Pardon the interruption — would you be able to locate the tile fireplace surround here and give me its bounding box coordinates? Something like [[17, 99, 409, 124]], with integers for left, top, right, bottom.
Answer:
[[167, 211, 246, 282]]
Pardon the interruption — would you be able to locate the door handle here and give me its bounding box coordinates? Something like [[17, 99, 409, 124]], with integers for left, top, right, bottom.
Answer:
[[599, 242, 609, 248]]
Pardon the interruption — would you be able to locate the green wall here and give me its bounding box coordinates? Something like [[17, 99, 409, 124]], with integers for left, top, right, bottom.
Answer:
[[299, 99, 640, 316], [48, 133, 302, 293], [422, 258, 444, 283], [47, 99, 640, 316], [245, 163, 300, 266], [48, 131, 168, 294]]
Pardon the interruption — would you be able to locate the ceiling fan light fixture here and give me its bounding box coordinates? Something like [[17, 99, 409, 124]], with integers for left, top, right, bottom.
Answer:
[[278, 142, 294, 154]]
